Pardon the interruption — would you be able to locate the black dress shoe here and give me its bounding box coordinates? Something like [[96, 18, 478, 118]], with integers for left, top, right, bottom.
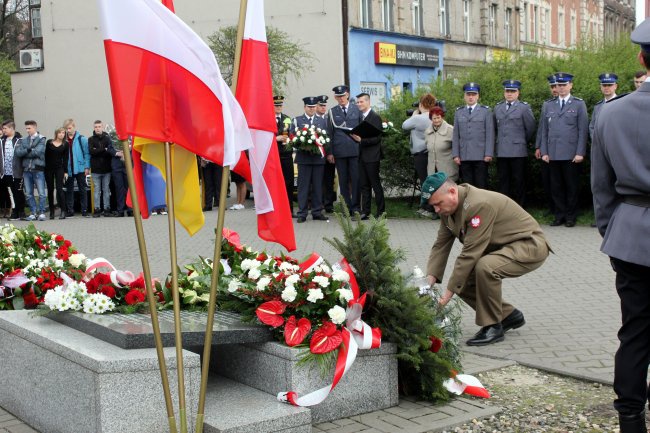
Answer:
[[501, 309, 526, 333], [202, 207, 212, 212], [325, 208, 334, 213], [297, 217, 306, 223], [312, 214, 328, 221], [565, 220, 576, 227], [466, 324, 505, 346], [550, 219, 565, 226], [619, 410, 646, 433]]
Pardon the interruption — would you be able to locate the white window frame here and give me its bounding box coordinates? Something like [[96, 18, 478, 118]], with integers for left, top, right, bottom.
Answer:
[[360, 0, 371, 28], [505, 8, 512, 48], [489, 4, 497, 44], [523, 2, 528, 42], [545, 8, 551, 44], [381, 0, 393, 32], [558, 9, 565, 46], [533, 5, 539, 42], [439, 0, 449, 36], [31, 8, 42, 38], [463, 0, 470, 42], [412, 0, 422, 35], [570, 13, 576, 45]]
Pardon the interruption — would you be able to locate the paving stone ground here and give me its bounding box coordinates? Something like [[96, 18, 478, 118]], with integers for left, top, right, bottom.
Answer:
[[2, 196, 619, 431]]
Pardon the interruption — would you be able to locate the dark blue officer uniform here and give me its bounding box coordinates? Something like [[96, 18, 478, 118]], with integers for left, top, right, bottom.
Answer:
[[273, 95, 295, 214], [317, 95, 336, 212], [589, 73, 618, 140]]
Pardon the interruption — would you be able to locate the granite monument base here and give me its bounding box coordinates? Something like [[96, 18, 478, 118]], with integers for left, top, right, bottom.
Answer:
[[211, 341, 399, 423]]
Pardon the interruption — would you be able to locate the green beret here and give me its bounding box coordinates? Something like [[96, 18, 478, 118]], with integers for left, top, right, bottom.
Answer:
[[420, 172, 448, 205]]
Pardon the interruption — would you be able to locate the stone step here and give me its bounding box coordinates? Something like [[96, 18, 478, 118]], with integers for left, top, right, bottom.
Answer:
[[202, 375, 311, 433]]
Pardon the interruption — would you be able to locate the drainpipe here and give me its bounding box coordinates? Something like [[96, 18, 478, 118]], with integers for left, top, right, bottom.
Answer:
[[341, 0, 350, 85]]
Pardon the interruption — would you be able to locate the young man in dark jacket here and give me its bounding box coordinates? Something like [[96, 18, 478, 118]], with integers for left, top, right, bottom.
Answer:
[[1, 121, 26, 220], [14, 120, 47, 221], [88, 121, 115, 217]]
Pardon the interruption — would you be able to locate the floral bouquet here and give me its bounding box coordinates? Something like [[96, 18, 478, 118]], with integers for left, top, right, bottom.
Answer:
[[287, 125, 329, 157], [381, 120, 399, 135]]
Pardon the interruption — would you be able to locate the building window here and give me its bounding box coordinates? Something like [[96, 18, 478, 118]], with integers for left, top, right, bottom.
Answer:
[[360, 0, 371, 28], [463, 0, 470, 42], [533, 5, 539, 41], [29, 0, 40, 5], [488, 4, 497, 44], [558, 10, 565, 46], [412, 0, 423, 35], [505, 8, 512, 49], [545, 8, 551, 44], [570, 14, 576, 45], [31, 8, 42, 38], [522, 2, 528, 42], [381, 0, 393, 32], [439, 0, 450, 36]]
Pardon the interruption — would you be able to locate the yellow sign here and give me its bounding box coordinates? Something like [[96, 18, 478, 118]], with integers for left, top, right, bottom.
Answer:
[[374, 42, 397, 64]]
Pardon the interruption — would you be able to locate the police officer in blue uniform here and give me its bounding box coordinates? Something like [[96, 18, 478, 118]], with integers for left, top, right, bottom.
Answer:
[[327, 85, 361, 214], [592, 19, 650, 433], [452, 82, 495, 189], [317, 95, 336, 213], [589, 73, 618, 140], [273, 95, 295, 217], [292, 96, 328, 223], [538, 72, 588, 227], [493, 79, 536, 206], [535, 74, 559, 215]]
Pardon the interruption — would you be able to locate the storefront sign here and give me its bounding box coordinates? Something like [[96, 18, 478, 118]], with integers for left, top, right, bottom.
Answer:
[[374, 42, 439, 68], [359, 82, 386, 110]]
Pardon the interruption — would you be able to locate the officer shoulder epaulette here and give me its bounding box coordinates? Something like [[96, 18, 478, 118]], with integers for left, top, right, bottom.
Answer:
[[594, 99, 605, 106], [455, 106, 463, 111], [481, 105, 489, 109], [606, 92, 630, 103], [544, 97, 557, 103], [495, 100, 505, 105], [572, 96, 583, 101], [521, 101, 529, 105]]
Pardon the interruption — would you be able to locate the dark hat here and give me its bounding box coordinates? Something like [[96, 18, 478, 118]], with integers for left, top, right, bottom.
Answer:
[[631, 18, 650, 51], [463, 82, 480, 93], [598, 73, 618, 84], [503, 79, 521, 90], [420, 172, 448, 205], [317, 95, 329, 105], [332, 85, 350, 96], [302, 96, 318, 107], [547, 74, 557, 85], [554, 72, 574, 83], [273, 95, 285, 106]]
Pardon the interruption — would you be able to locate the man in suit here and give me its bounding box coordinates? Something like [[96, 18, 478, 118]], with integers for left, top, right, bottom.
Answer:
[[589, 73, 618, 140], [292, 96, 328, 223], [423, 172, 550, 346], [539, 72, 588, 227], [535, 75, 559, 215], [273, 95, 295, 217], [452, 82, 495, 189], [317, 94, 336, 213], [351, 92, 385, 219], [493, 80, 536, 206], [592, 19, 650, 433], [327, 85, 361, 214]]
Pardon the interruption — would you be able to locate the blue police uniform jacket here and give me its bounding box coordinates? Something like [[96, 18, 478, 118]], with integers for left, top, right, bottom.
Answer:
[[538, 95, 588, 160], [452, 104, 495, 161], [292, 114, 327, 165], [326, 103, 361, 158], [493, 100, 536, 158]]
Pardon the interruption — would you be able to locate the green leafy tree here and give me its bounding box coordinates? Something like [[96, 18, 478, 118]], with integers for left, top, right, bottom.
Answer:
[[0, 53, 14, 120], [207, 25, 315, 95]]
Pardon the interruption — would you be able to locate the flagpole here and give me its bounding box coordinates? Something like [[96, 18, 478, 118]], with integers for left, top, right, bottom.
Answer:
[[163, 142, 189, 433], [195, 1, 248, 431], [121, 139, 178, 433]]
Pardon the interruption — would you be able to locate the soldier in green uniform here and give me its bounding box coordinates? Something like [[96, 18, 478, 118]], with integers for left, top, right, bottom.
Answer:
[[422, 172, 551, 346]]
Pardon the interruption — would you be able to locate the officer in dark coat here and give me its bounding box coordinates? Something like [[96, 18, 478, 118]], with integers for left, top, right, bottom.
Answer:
[[326, 85, 361, 213], [589, 73, 618, 140], [591, 19, 650, 433], [317, 95, 336, 213], [292, 96, 328, 223], [539, 72, 588, 227], [273, 95, 295, 216], [452, 82, 495, 189], [493, 79, 536, 206], [535, 74, 559, 215]]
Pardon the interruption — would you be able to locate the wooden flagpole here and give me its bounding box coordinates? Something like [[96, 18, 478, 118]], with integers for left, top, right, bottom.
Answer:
[[121, 140, 178, 433], [195, 1, 248, 431]]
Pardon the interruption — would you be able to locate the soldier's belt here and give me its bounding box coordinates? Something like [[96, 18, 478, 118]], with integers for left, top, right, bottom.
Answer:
[[623, 195, 650, 208]]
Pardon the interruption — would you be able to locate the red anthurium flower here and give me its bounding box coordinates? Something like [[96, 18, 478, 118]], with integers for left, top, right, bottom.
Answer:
[[255, 300, 286, 328], [284, 316, 311, 347], [310, 321, 343, 354], [429, 336, 443, 353], [125, 289, 145, 305]]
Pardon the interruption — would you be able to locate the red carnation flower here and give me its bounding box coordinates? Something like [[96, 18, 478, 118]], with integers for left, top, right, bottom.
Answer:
[[64, 240, 72, 247], [128, 275, 146, 290], [256, 253, 267, 261], [23, 290, 40, 309], [55, 235, 64, 242], [100, 286, 116, 299], [155, 291, 165, 303], [125, 289, 145, 305], [429, 336, 443, 353]]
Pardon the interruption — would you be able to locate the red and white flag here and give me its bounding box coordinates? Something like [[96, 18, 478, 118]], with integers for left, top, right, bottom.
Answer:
[[236, 0, 296, 252], [97, 0, 252, 173]]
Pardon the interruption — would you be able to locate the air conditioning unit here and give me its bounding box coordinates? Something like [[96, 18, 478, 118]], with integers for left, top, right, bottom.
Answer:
[[19, 49, 43, 70]]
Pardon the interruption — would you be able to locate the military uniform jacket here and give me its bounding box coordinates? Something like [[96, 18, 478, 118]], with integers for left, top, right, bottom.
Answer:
[[588, 99, 607, 141], [326, 103, 361, 158], [452, 105, 495, 161], [358, 109, 384, 163], [426, 185, 551, 293], [493, 100, 536, 158], [276, 113, 293, 159], [538, 95, 588, 160], [592, 83, 650, 267], [535, 97, 556, 150], [292, 114, 328, 165]]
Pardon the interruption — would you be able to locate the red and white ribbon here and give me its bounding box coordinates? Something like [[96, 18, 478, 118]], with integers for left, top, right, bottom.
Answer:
[[84, 257, 137, 286], [298, 253, 324, 274], [443, 374, 490, 399]]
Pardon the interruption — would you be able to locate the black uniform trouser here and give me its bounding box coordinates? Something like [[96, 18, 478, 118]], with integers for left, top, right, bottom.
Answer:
[[65, 172, 88, 214], [335, 156, 359, 213], [5, 176, 25, 217], [45, 167, 65, 212], [539, 159, 555, 213], [359, 160, 385, 217], [322, 161, 336, 211], [460, 161, 488, 189], [549, 160, 580, 223], [113, 169, 128, 213], [297, 164, 323, 218], [279, 155, 294, 211], [202, 162, 222, 208], [611, 257, 650, 416], [497, 157, 526, 206]]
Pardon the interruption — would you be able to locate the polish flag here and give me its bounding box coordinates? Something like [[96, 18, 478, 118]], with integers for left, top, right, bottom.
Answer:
[[236, 0, 296, 252], [97, 0, 252, 175]]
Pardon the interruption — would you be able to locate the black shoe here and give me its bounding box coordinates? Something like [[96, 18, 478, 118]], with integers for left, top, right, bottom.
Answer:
[[9, 214, 19, 221], [297, 217, 306, 223], [103, 210, 111, 217], [65, 212, 74, 218], [325, 208, 334, 213], [312, 214, 328, 221], [619, 410, 646, 433], [202, 207, 212, 212], [590, 222, 597, 228], [49, 210, 55, 220], [82, 212, 91, 218], [501, 309, 526, 333], [550, 219, 565, 226], [466, 324, 505, 346], [92, 209, 101, 218], [58, 211, 66, 220], [291, 213, 298, 219], [126, 209, 133, 217], [565, 220, 576, 228], [359, 214, 369, 221]]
